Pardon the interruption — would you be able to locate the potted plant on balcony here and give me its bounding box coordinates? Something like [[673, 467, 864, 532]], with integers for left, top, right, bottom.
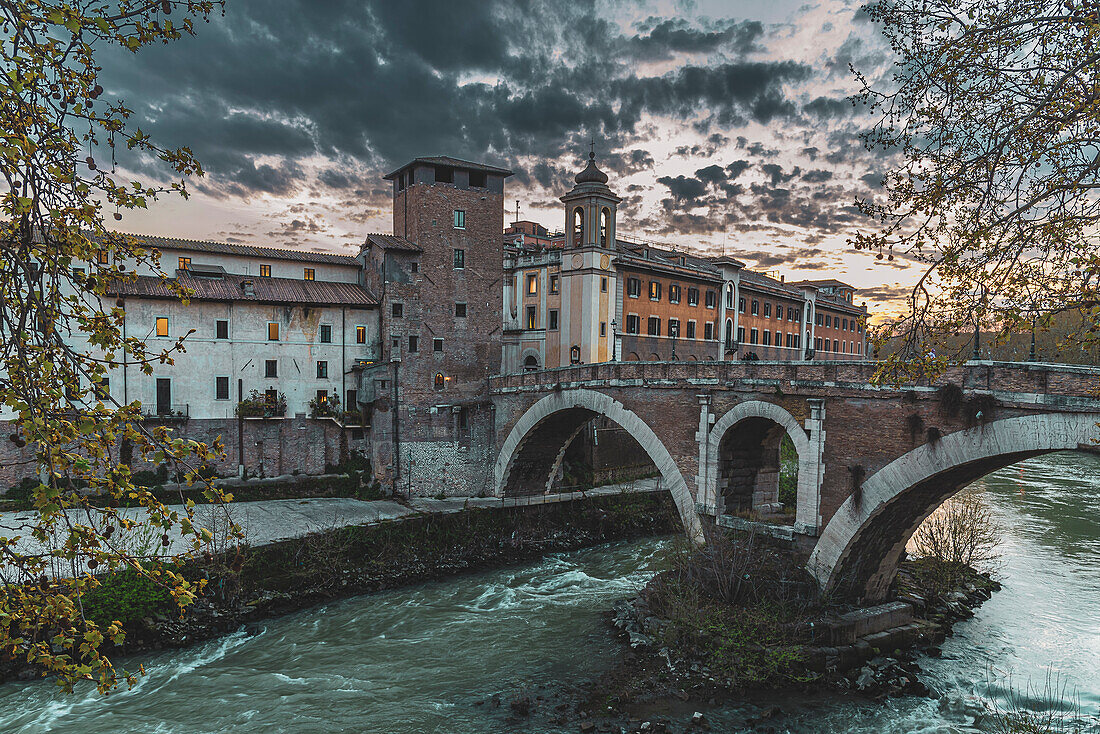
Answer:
[[237, 389, 286, 418], [308, 392, 341, 419]]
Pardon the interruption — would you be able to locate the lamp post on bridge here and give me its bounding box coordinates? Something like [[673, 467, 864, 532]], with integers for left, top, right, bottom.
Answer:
[[610, 318, 618, 362], [972, 285, 987, 361], [670, 320, 679, 361], [1028, 316, 1037, 362]]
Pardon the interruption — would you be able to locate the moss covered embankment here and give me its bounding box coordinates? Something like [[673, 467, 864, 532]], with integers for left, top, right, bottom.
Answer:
[[0, 491, 680, 685]]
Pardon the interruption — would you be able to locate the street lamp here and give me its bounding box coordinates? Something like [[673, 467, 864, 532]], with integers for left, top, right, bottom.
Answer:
[[972, 285, 986, 361], [1028, 316, 1037, 362], [610, 318, 617, 362], [670, 320, 679, 361]]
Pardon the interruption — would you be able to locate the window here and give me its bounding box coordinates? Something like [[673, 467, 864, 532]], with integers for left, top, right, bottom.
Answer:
[[317, 361, 328, 378], [526, 306, 537, 329], [726, 284, 734, 308], [434, 338, 443, 352], [453, 209, 466, 229], [92, 377, 110, 401], [599, 207, 610, 246], [434, 373, 445, 390], [215, 320, 229, 340], [268, 322, 279, 341], [178, 257, 191, 270], [601, 277, 608, 293], [97, 251, 110, 265], [408, 335, 418, 353], [649, 281, 662, 301], [265, 359, 278, 378], [738, 297, 746, 313], [259, 264, 271, 277], [319, 324, 332, 343], [600, 321, 607, 337], [751, 300, 759, 315], [453, 249, 465, 269], [647, 316, 661, 336], [668, 318, 680, 337], [775, 303, 782, 320], [392, 303, 403, 318], [549, 274, 559, 293], [785, 333, 792, 348], [815, 313, 823, 326], [411, 261, 419, 273], [346, 389, 358, 408], [687, 287, 699, 306], [764, 302, 771, 318], [215, 376, 229, 401], [304, 268, 315, 281], [763, 330, 771, 346], [750, 328, 759, 345], [737, 326, 745, 343], [454, 302, 468, 318], [572, 207, 584, 246], [794, 309, 801, 323], [625, 314, 640, 334], [155, 317, 169, 337], [315, 389, 329, 406], [526, 273, 538, 295], [833, 339, 839, 352], [669, 284, 680, 304], [787, 307, 794, 321], [775, 330, 782, 345], [627, 278, 641, 298], [686, 321, 696, 339], [523, 355, 540, 372], [704, 322, 714, 340], [548, 309, 559, 330], [815, 337, 823, 350], [705, 290, 716, 309], [356, 325, 367, 344]]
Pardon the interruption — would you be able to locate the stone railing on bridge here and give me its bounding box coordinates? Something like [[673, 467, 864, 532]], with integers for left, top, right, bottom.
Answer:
[[490, 359, 1100, 408]]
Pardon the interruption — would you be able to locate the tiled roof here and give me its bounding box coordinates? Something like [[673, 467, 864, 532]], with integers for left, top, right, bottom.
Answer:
[[112, 271, 378, 307], [616, 240, 720, 278], [365, 233, 422, 252], [790, 278, 855, 290], [100, 232, 359, 266], [384, 155, 514, 179]]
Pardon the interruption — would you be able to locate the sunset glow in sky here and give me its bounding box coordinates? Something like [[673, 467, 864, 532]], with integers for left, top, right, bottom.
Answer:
[[104, 0, 919, 321]]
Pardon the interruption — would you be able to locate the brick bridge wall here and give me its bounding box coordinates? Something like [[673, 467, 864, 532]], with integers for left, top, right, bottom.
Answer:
[[491, 360, 1100, 598]]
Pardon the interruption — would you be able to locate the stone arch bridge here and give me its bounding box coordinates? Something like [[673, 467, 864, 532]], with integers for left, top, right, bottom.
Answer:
[[488, 360, 1100, 602]]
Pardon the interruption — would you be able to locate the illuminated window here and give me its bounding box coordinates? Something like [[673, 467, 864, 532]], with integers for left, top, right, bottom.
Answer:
[[304, 268, 315, 281], [97, 251, 109, 265], [178, 257, 191, 270], [268, 322, 279, 341], [549, 274, 559, 293], [259, 264, 271, 277], [434, 373, 445, 390], [155, 317, 169, 337], [356, 325, 366, 344], [649, 281, 661, 301], [527, 273, 538, 295], [669, 284, 680, 304], [526, 306, 537, 329]]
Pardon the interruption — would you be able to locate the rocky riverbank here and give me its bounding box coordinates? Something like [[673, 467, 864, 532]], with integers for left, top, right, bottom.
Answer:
[[0, 492, 680, 685], [559, 537, 1002, 732]]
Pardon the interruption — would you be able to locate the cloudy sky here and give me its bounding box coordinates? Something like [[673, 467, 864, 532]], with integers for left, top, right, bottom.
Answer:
[[103, 0, 915, 319]]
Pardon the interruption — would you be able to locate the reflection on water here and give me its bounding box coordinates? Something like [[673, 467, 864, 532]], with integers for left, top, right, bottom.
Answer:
[[0, 452, 1097, 733]]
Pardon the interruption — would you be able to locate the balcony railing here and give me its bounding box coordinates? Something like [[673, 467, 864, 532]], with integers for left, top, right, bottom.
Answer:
[[144, 404, 189, 420]]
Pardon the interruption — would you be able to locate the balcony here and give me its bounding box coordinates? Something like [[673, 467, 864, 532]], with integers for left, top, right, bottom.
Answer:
[[143, 404, 189, 421]]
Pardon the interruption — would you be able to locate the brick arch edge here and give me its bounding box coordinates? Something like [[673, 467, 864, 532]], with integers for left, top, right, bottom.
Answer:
[[493, 388, 704, 541], [808, 412, 1100, 597]]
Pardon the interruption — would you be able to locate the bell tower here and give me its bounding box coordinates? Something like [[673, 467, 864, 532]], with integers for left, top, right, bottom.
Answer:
[[558, 151, 620, 364]]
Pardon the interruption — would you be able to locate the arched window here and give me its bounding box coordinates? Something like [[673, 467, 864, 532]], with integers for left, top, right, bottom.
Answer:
[[523, 355, 539, 372], [599, 207, 610, 246], [434, 373, 445, 390], [572, 207, 584, 247], [725, 283, 734, 309], [725, 318, 734, 350]]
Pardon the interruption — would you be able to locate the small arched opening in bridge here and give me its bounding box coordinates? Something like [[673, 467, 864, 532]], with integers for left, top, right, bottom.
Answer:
[[707, 401, 810, 518], [494, 389, 703, 539], [809, 413, 1100, 603]]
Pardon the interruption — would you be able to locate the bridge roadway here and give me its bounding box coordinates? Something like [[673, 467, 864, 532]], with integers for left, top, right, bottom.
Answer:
[[488, 359, 1100, 601]]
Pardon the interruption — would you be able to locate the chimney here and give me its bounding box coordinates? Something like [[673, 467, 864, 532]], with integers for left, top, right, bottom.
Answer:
[[780, 274, 785, 283], [241, 279, 255, 296]]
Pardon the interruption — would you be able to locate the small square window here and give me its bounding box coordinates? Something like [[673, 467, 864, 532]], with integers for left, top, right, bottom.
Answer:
[[527, 273, 538, 295], [259, 264, 271, 277], [319, 324, 332, 343], [356, 325, 367, 344], [215, 376, 229, 401], [317, 360, 328, 378], [268, 322, 279, 341], [265, 359, 278, 378], [178, 257, 191, 270], [453, 210, 466, 229], [408, 335, 419, 353], [453, 249, 465, 269], [215, 320, 229, 339], [548, 309, 559, 330], [433, 338, 444, 352], [392, 303, 404, 318], [155, 317, 169, 337], [304, 268, 315, 281], [549, 275, 559, 294], [455, 303, 467, 318], [97, 251, 110, 265]]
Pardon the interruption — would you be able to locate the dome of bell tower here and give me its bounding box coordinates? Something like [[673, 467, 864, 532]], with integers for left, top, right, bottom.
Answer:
[[574, 151, 609, 185]]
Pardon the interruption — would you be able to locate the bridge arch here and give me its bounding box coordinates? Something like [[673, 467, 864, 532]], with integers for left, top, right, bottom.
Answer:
[[703, 401, 815, 519], [494, 388, 703, 540], [809, 412, 1100, 602]]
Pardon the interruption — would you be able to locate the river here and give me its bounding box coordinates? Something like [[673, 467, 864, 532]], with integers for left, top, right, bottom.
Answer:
[[0, 451, 1097, 733]]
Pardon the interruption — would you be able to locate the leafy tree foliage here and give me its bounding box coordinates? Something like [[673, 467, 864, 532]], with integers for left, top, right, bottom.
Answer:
[[0, 1, 235, 692], [854, 0, 1100, 379]]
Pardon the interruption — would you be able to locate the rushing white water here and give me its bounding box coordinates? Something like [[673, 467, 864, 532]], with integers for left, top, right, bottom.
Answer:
[[0, 452, 1098, 733]]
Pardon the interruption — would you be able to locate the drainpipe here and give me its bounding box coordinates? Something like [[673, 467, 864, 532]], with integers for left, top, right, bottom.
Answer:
[[237, 378, 245, 478], [341, 306, 346, 409], [121, 300, 128, 404], [392, 357, 401, 488]]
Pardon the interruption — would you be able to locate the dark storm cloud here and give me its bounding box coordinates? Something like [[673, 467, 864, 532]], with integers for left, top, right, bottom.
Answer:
[[98, 0, 814, 198], [803, 96, 853, 119]]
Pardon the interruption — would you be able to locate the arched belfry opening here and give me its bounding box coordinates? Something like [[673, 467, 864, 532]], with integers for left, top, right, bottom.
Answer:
[[572, 206, 584, 247], [560, 150, 620, 251]]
